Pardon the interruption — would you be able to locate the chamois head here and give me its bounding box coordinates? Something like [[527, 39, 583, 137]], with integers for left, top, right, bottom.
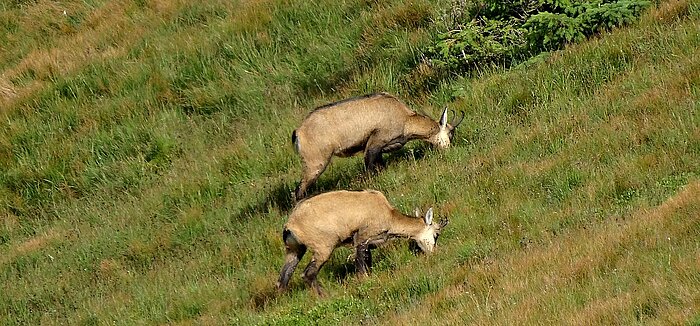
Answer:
[[412, 207, 449, 253], [429, 108, 465, 149]]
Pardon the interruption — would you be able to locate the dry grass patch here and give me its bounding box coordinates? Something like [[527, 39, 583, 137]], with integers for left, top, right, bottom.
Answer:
[[230, 0, 274, 33], [0, 1, 143, 109], [0, 75, 17, 100], [647, 0, 692, 22], [14, 229, 62, 255], [378, 181, 700, 325], [0, 227, 66, 267]]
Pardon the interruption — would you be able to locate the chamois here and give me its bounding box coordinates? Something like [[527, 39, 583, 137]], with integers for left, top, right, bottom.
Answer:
[[292, 93, 464, 201], [276, 190, 449, 295]]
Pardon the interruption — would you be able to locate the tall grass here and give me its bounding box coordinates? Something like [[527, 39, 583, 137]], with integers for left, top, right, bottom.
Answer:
[[1, 0, 699, 324]]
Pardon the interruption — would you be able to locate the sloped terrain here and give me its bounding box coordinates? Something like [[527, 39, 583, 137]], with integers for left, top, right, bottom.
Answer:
[[1, 0, 698, 324]]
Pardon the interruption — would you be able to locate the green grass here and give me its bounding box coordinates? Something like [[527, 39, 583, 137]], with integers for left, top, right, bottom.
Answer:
[[1, 0, 699, 324]]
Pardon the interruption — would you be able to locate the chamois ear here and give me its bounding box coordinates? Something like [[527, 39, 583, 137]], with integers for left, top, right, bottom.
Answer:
[[414, 207, 422, 218], [424, 207, 434, 225], [439, 108, 448, 127]]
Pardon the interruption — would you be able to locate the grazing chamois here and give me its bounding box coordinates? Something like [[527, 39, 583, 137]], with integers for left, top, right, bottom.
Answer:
[[292, 93, 464, 201], [276, 190, 449, 296]]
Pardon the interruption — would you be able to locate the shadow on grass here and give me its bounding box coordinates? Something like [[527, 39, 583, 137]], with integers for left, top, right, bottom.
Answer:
[[250, 286, 282, 311], [250, 280, 317, 311], [230, 165, 366, 222], [231, 182, 296, 222], [384, 143, 430, 166], [230, 144, 431, 222], [327, 259, 357, 284], [251, 247, 405, 310], [250, 263, 357, 311]]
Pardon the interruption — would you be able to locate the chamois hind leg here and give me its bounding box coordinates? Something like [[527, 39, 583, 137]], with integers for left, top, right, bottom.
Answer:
[[277, 230, 307, 292], [295, 155, 330, 202], [301, 249, 332, 296]]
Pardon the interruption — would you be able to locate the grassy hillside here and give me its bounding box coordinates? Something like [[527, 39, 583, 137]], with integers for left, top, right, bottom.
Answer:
[[1, 0, 699, 324]]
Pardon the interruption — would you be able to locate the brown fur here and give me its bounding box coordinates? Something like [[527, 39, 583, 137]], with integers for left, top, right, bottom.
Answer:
[[292, 93, 462, 201], [276, 190, 448, 295]]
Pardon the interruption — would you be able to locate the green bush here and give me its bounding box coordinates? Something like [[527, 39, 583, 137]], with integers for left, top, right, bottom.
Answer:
[[525, 11, 585, 50], [426, 18, 526, 71], [426, 0, 651, 72], [580, 1, 652, 33]]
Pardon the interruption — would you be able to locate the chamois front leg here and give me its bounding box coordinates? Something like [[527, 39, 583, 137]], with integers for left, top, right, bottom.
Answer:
[[354, 243, 372, 277], [363, 146, 385, 172], [354, 231, 389, 276]]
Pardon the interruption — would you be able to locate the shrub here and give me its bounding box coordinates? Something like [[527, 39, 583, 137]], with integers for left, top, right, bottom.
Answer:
[[524, 11, 585, 51], [425, 0, 652, 73], [426, 18, 527, 72]]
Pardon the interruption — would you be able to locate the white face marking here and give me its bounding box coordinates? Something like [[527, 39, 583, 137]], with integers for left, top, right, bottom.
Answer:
[[429, 125, 452, 149], [415, 226, 438, 253], [435, 126, 451, 148], [416, 207, 438, 253]]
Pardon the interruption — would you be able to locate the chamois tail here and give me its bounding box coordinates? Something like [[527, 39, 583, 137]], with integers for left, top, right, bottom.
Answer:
[[291, 130, 301, 153], [282, 228, 293, 244]]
